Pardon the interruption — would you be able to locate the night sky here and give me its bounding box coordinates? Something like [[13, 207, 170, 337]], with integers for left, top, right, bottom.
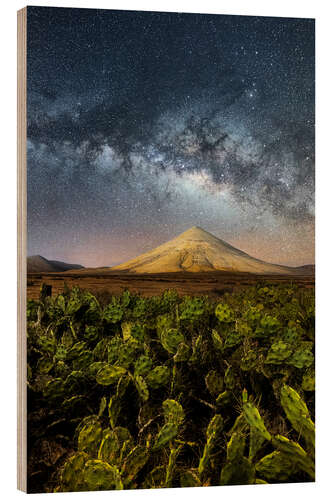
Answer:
[[27, 7, 315, 268]]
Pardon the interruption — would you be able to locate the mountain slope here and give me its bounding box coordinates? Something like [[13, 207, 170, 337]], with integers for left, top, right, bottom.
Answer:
[[111, 226, 297, 274], [27, 255, 84, 273]]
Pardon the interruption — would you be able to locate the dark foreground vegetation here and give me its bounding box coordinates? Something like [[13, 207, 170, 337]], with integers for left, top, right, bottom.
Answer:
[[27, 283, 315, 492]]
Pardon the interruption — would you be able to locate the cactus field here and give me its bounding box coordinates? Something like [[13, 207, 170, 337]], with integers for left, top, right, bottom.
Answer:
[[27, 283, 315, 492]]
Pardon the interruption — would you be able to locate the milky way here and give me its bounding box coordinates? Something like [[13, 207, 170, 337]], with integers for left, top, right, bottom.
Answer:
[[27, 7, 315, 267]]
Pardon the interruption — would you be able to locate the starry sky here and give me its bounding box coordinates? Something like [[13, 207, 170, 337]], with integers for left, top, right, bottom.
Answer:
[[27, 7, 315, 268]]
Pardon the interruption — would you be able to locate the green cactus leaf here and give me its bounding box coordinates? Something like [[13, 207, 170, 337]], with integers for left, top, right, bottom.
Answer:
[[134, 355, 153, 377], [83, 460, 123, 490], [272, 435, 315, 479], [162, 399, 185, 426], [93, 338, 109, 361], [98, 396, 107, 417], [42, 378, 65, 400], [121, 321, 132, 340], [84, 325, 100, 343], [88, 361, 108, 378], [224, 330, 242, 348], [180, 470, 201, 487], [207, 414, 224, 439], [249, 426, 266, 461], [199, 414, 224, 477], [173, 342, 191, 362], [224, 366, 236, 390], [98, 427, 133, 465], [122, 445, 149, 481], [280, 385, 315, 451], [134, 375, 149, 402], [103, 303, 124, 324], [161, 328, 185, 354], [211, 329, 224, 353], [96, 365, 127, 386], [60, 452, 88, 492], [227, 432, 246, 463], [240, 350, 257, 371], [117, 340, 141, 369], [216, 390, 232, 407], [153, 422, 179, 450], [265, 341, 293, 365], [108, 395, 121, 429], [116, 374, 130, 398], [130, 324, 146, 343], [302, 371, 315, 391], [37, 357, 54, 374], [64, 370, 86, 394], [78, 420, 102, 457], [205, 370, 224, 396], [255, 451, 296, 481], [220, 457, 255, 485], [215, 303, 235, 323], [72, 350, 94, 371], [144, 465, 166, 489], [243, 401, 271, 441], [61, 395, 87, 413], [165, 444, 183, 487], [146, 365, 170, 389], [67, 341, 87, 361], [229, 413, 247, 435], [287, 346, 314, 369]]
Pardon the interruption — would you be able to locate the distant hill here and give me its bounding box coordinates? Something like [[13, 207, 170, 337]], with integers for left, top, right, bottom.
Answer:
[[294, 264, 315, 275], [27, 255, 84, 273], [111, 226, 300, 275]]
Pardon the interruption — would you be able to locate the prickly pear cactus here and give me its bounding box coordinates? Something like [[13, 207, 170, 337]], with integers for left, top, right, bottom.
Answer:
[[121, 445, 149, 483], [98, 426, 133, 465], [255, 451, 296, 482], [265, 341, 293, 364], [162, 399, 185, 426], [216, 390, 232, 407], [280, 384, 315, 452], [26, 285, 315, 492], [243, 399, 271, 441], [153, 422, 179, 451], [108, 395, 121, 429], [211, 329, 224, 353], [60, 452, 88, 492], [173, 342, 191, 362], [205, 370, 224, 396], [78, 419, 103, 457], [198, 414, 224, 477], [146, 365, 170, 389], [272, 435, 314, 479], [134, 355, 153, 377], [215, 303, 234, 323], [220, 457, 255, 486], [83, 460, 123, 490], [224, 366, 236, 390], [160, 328, 185, 354], [180, 470, 201, 487], [287, 344, 314, 369], [103, 303, 124, 324], [134, 375, 149, 402], [96, 365, 127, 386]]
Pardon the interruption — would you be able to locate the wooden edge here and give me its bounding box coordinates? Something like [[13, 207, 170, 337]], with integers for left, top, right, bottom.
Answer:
[[17, 6, 27, 493]]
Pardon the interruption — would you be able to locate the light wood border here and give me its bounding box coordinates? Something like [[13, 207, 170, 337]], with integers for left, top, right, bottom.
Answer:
[[17, 6, 27, 493]]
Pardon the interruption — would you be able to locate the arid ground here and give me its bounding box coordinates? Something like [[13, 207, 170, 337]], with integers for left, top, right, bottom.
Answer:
[[27, 270, 314, 300]]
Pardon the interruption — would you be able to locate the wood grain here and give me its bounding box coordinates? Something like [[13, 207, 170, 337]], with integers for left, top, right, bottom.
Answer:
[[17, 6, 27, 493]]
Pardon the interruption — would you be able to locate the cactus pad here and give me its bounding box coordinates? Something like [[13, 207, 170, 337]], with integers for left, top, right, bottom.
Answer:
[[96, 365, 127, 386], [83, 460, 123, 490]]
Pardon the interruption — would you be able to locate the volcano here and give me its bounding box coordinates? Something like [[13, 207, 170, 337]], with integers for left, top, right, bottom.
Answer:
[[111, 226, 297, 274]]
